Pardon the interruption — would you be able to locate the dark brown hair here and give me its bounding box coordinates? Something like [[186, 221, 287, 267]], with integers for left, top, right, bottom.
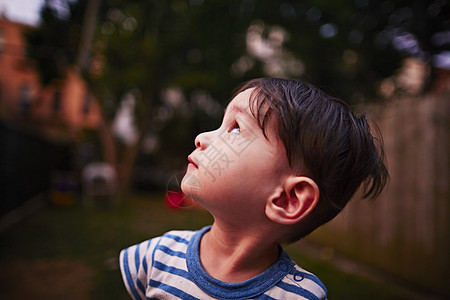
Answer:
[[234, 78, 388, 242]]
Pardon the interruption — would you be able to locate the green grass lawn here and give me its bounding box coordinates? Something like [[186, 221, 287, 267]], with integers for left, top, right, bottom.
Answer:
[[0, 193, 419, 299]]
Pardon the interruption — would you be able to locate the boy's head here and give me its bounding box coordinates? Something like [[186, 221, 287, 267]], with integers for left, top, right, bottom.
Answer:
[[182, 77, 388, 243], [233, 78, 388, 242]]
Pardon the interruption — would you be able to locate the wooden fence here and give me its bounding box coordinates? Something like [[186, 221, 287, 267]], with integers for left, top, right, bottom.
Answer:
[[307, 91, 449, 296]]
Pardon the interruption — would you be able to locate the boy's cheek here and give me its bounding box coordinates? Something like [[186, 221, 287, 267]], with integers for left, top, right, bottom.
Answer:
[[194, 144, 236, 183]]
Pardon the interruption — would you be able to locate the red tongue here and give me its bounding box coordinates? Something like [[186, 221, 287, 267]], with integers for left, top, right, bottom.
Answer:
[[165, 191, 186, 209]]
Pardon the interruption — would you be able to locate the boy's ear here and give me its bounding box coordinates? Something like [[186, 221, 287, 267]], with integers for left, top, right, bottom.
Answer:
[[265, 176, 319, 225]]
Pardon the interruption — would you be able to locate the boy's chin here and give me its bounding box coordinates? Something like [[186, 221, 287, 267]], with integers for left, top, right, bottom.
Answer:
[[181, 173, 202, 200]]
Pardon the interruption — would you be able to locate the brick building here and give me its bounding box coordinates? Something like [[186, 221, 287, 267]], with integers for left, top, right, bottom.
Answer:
[[0, 17, 101, 140], [0, 17, 103, 212]]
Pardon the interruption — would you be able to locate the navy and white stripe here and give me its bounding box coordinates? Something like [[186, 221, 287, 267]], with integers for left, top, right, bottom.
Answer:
[[120, 226, 327, 299]]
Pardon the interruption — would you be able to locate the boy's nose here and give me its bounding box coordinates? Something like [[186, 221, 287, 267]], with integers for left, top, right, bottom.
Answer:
[[195, 130, 216, 150]]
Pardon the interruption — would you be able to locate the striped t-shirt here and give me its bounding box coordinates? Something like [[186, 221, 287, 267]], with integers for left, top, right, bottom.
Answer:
[[120, 226, 327, 299]]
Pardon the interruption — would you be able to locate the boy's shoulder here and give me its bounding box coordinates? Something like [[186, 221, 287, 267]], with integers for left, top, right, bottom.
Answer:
[[122, 226, 209, 263], [153, 227, 209, 252], [283, 263, 327, 299], [160, 228, 201, 242]]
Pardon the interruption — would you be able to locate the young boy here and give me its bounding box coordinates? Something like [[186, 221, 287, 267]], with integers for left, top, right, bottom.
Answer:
[[120, 78, 388, 299]]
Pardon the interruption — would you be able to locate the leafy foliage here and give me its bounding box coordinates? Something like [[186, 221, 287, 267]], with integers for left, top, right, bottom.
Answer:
[[27, 0, 450, 99], [25, 0, 88, 84]]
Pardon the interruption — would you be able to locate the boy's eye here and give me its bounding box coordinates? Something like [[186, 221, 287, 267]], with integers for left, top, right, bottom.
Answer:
[[229, 123, 240, 134]]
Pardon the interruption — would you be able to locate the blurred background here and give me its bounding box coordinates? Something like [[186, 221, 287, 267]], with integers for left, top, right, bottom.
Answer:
[[0, 0, 448, 299]]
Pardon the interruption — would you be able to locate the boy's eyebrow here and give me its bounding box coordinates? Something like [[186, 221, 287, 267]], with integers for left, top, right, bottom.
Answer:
[[224, 103, 246, 115]]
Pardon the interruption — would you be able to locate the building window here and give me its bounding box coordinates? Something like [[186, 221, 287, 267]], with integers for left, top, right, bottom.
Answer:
[[82, 91, 91, 115], [0, 30, 5, 53], [19, 84, 31, 115], [52, 90, 62, 114]]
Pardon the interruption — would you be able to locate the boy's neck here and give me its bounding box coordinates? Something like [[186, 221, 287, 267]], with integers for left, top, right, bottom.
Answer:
[[199, 222, 280, 283]]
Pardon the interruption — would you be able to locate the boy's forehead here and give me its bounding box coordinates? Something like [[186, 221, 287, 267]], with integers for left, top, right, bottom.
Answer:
[[225, 88, 255, 113]]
